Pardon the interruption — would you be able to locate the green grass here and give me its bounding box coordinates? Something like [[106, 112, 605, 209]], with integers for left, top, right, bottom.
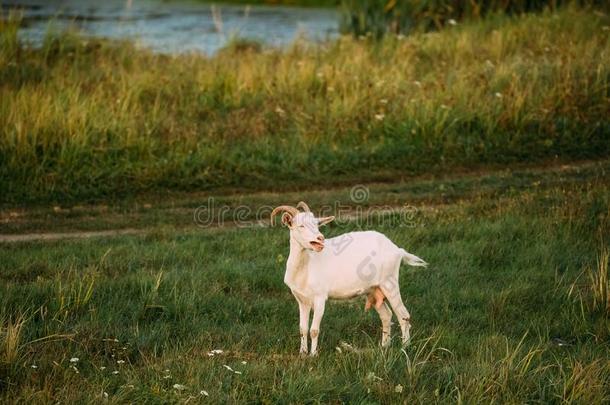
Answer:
[[1, 162, 609, 402], [1, 8, 609, 204]]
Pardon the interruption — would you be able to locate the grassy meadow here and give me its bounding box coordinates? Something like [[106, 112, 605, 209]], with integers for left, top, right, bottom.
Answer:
[[1, 8, 609, 204], [1, 2, 610, 403], [1, 160, 609, 402]]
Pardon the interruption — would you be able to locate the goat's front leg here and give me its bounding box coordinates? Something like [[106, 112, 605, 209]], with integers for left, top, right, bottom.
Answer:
[[309, 296, 326, 356], [297, 300, 311, 356]]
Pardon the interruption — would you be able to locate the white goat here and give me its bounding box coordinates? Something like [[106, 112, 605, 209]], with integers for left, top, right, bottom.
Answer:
[[271, 202, 427, 356]]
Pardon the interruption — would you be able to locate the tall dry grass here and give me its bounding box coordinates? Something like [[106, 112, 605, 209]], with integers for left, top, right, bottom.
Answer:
[[0, 8, 609, 203]]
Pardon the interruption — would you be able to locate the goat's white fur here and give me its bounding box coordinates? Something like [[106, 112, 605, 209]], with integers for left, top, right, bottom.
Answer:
[[272, 203, 427, 356]]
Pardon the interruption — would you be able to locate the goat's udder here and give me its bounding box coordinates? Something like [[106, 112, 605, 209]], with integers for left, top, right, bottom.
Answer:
[[364, 287, 386, 311]]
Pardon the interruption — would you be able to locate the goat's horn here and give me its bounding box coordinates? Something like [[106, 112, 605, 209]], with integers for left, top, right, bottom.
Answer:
[[271, 205, 299, 225], [296, 201, 311, 212]]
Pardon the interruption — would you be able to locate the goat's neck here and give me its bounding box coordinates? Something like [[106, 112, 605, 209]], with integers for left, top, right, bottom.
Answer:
[[284, 236, 310, 288]]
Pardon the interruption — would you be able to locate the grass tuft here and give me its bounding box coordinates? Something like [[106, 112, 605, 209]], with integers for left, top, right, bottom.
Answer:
[[1, 314, 26, 366], [588, 247, 609, 316]]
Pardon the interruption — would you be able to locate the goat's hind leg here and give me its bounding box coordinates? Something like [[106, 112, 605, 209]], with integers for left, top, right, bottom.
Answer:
[[380, 264, 412, 345], [374, 301, 393, 347], [381, 286, 411, 345]]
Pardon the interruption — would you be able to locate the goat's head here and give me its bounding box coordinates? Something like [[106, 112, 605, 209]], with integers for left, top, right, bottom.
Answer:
[[271, 202, 335, 252]]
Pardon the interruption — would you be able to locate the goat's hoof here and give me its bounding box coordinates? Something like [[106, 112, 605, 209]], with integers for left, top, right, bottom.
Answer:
[[309, 351, 319, 357]]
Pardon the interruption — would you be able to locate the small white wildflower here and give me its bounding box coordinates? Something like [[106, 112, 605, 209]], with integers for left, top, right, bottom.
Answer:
[[448, 19, 457, 26], [112, 370, 119, 375], [117, 360, 125, 364], [234, 371, 242, 375], [200, 390, 209, 396], [103, 392, 109, 399], [163, 375, 172, 379], [395, 384, 404, 393], [241, 361, 247, 365], [379, 99, 388, 105], [222, 364, 234, 372], [366, 371, 383, 381], [413, 80, 422, 88], [100, 366, 106, 370], [335, 346, 342, 353], [164, 369, 170, 372], [339, 341, 355, 352], [207, 349, 224, 356], [275, 106, 285, 116], [31, 364, 38, 369], [440, 104, 449, 110], [173, 384, 187, 391], [495, 92, 503, 98], [374, 113, 385, 121], [70, 357, 79, 363]]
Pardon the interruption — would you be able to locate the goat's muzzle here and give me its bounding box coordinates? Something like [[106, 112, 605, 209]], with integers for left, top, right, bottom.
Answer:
[[310, 235, 325, 252]]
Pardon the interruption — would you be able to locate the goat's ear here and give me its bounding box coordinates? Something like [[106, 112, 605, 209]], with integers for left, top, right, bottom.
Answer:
[[281, 212, 293, 227], [317, 216, 335, 226]]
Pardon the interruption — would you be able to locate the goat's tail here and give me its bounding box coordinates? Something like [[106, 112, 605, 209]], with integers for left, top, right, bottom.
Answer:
[[400, 249, 428, 267]]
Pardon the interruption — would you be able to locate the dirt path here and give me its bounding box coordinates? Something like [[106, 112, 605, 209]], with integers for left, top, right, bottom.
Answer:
[[0, 206, 421, 244], [0, 228, 144, 243], [2, 159, 607, 244]]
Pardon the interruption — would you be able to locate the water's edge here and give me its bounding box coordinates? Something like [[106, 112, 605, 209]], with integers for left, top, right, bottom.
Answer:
[[8, 0, 339, 54]]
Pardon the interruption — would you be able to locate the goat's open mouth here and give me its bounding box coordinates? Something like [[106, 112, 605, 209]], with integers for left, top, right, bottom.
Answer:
[[310, 241, 324, 252]]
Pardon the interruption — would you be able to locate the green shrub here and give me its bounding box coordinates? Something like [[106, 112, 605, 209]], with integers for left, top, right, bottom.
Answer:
[[339, 0, 609, 37]]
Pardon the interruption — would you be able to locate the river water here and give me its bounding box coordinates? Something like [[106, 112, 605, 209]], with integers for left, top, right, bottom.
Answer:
[[5, 0, 339, 54]]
